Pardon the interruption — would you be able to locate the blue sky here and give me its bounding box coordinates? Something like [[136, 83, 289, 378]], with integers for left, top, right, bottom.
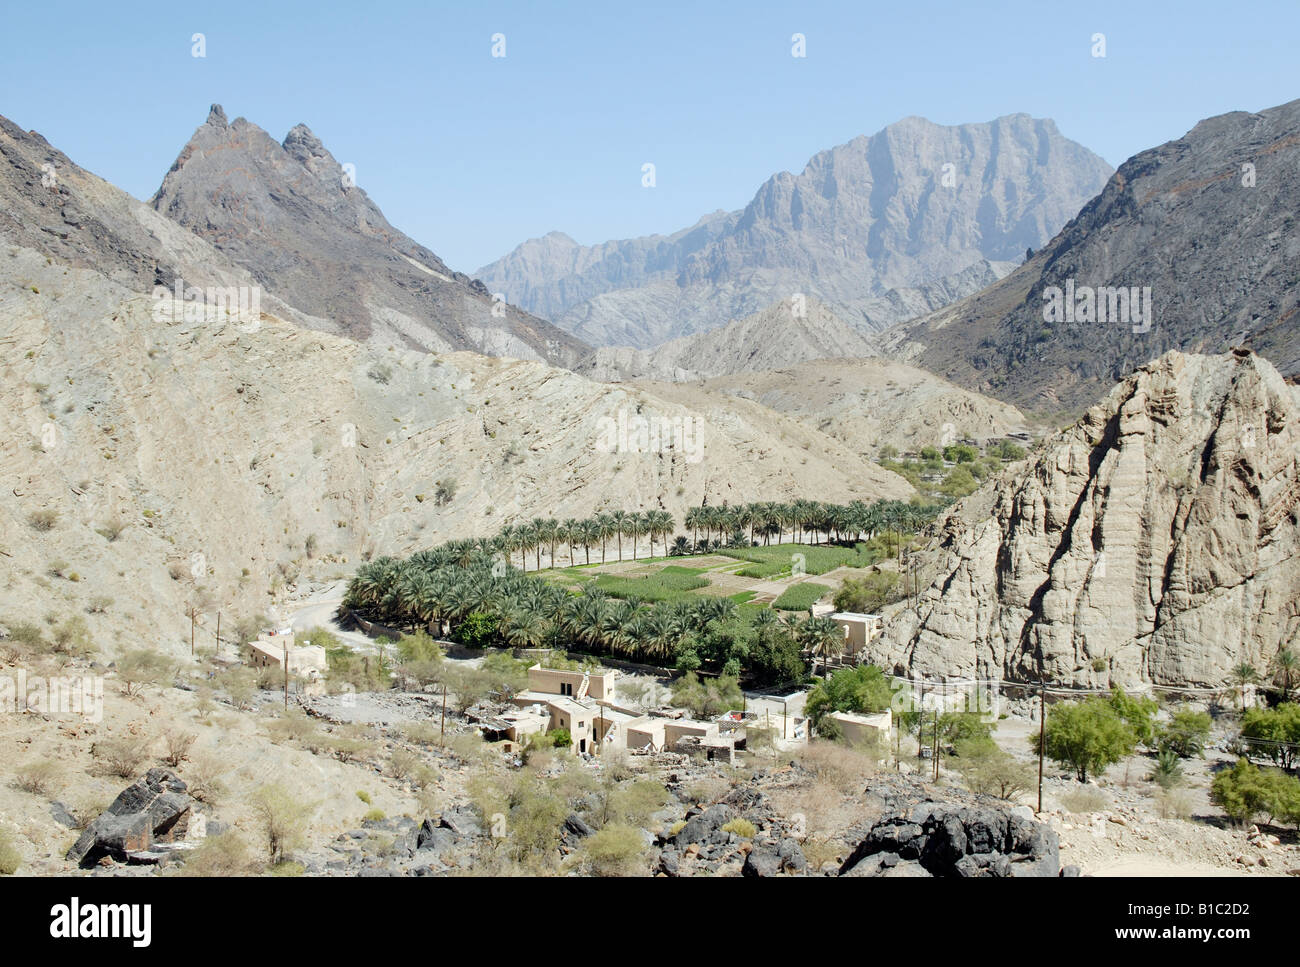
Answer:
[[3, 0, 1297, 271]]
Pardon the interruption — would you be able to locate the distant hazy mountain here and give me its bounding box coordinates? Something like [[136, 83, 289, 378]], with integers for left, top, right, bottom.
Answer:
[[478, 114, 1112, 348], [150, 106, 587, 366], [881, 98, 1300, 413]]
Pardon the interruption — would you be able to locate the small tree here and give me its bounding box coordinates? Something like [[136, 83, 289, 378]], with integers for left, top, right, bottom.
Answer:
[[1239, 703, 1300, 770], [958, 742, 1035, 800], [249, 784, 313, 865], [117, 649, 173, 696], [1159, 708, 1212, 758], [1036, 697, 1137, 782], [1211, 759, 1300, 827]]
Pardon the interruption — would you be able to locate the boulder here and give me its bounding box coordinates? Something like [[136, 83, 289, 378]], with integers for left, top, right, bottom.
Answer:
[[66, 768, 195, 868], [840, 799, 1059, 878]]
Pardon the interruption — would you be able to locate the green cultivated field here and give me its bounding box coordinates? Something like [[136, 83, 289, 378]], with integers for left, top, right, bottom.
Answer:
[[722, 542, 888, 578], [592, 565, 711, 602], [772, 581, 832, 611]]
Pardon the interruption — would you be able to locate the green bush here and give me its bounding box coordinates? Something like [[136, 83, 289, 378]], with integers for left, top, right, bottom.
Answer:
[[1211, 758, 1300, 827], [1240, 704, 1300, 770], [1159, 708, 1212, 758], [721, 817, 757, 838]]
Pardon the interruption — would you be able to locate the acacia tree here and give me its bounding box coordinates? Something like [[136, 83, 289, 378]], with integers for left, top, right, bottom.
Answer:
[[1035, 697, 1137, 781]]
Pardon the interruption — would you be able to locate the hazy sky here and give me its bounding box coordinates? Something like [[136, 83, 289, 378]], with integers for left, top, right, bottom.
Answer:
[[3, 0, 1297, 271]]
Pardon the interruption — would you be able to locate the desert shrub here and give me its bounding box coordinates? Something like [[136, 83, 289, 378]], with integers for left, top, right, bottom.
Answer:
[[182, 753, 228, 805], [49, 615, 95, 658], [14, 760, 61, 796], [29, 509, 59, 531], [363, 808, 387, 822], [398, 721, 439, 746], [356, 790, 372, 804], [388, 748, 419, 782], [1159, 708, 1212, 758], [174, 831, 253, 876], [96, 518, 128, 542], [0, 828, 21, 875], [793, 741, 877, 793], [217, 667, 256, 710], [249, 784, 314, 864], [721, 817, 757, 838], [1239, 704, 1300, 770], [1154, 787, 1196, 821], [116, 649, 173, 696], [604, 778, 671, 827], [573, 823, 647, 876], [958, 743, 1034, 800], [161, 729, 196, 768], [264, 711, 317, 747], [86, 596, 114, 614], [1059, 786, 1109, 814], [92, 735, 151, 778]]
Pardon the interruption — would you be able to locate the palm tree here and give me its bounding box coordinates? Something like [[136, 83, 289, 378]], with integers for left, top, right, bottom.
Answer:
[[800, 615, 844, 679], [609, 510, 630, 562], [560, 518, 581, 567], [685, 507, 702, 551], [578, 519, 600, 565], [1229, 662, 1260, 711], [1271, 648, 1298, 701], [669, 535, 690, 557]]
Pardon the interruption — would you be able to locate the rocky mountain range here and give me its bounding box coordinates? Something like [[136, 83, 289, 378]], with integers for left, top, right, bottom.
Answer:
[[477, 114, 1112, 348], [872, 349, 1300, 688], [149, 106, 587, 366], [0, 112, 915, 653], [882, 97, 1300, 414]]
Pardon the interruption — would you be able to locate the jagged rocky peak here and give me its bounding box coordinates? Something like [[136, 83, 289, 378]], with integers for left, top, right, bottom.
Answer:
[[148, 105, 588, 365], [871, 349, 1300, 689]]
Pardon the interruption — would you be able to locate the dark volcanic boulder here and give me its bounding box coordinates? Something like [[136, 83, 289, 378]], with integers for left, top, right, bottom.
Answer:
[[840, 800, 1058, 878], [66, 768, 195, 867]]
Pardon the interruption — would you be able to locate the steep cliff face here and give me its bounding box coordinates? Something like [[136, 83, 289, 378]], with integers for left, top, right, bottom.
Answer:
[[872, 350, 1300, 688], [882, 97, 1300, 412]]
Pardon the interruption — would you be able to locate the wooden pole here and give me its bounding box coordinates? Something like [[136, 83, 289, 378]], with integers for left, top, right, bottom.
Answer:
[[441, 684, 447, 745], [1037, 682, 1046, 813], [932, 707, 940, 781], [215, 611, 221, 655], [190, 609, 195, 658], [283, 642, 289, 709]]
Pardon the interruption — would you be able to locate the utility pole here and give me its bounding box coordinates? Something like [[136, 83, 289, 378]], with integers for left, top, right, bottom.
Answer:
[[441, 684, 447, 745], [283, 642, 289, 709], [1037, 682, 1046, 814], [190, 609, 196, 658], [215, 611, 221, 656], [932, 706, 940, 781]]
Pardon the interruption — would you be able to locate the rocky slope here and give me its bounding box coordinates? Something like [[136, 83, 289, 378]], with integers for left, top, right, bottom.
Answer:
[[881, 97, 1300, 413], [0, 247, 912, 656], [635, 356, 1029, 455], [150, 106, 586, 366], [578, 296, 879, 382], [478, 114, 1111, 347], [871, 350, 1300, 688]]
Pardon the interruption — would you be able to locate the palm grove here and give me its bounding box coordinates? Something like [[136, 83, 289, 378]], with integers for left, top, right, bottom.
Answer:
[[341, 498, 939, 687]]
